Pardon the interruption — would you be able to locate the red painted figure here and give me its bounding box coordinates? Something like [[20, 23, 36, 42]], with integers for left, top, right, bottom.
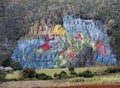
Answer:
[[69, 51, 76, 59], [38, 34, 55, 51], [38, 40, 52, 51], [94, 41, 99, 54], [58, 51, 64, 56], [100, 41, 105, 57]]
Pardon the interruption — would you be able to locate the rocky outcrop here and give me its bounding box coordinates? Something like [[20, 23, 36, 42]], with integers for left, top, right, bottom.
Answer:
[[21, 20, 52, 40]]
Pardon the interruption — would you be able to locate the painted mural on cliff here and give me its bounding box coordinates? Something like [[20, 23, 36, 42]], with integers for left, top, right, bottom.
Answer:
[[11, 15, 117, 69]]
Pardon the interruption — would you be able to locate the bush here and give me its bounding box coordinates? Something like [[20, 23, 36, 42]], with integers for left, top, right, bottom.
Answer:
[[0, 71, 6, 82], [36, 73, 53, 80], [78, 69, 95, 78], [54, 71, 68, 79], [7, 78, 18, 81], [105, 67, 120, 73], [78, 72, 84, 77], [10, 61, 21, 70], [68, 67, 78, 78], [70, 71, 78, 78], [21, 68, 36, 79], [54, 73, 60, 79], [1, 58, 21, 71], [18, 76, 25, 81], [59, 71, 68, 79], [68, 67, 75, 73]]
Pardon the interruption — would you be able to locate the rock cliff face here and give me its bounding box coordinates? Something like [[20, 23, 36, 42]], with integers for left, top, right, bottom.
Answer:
[[63, 15, 117, 66], [11, 15, 117, 69]]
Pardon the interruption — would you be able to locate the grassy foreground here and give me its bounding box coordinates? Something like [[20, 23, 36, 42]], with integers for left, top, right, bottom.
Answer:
[[6, 66, 107, 79], [35, 66, 107, 77], [2, 66, 119, 88]]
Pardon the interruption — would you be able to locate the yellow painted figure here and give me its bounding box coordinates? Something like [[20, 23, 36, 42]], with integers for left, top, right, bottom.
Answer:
[[52, 25, 66, 36]]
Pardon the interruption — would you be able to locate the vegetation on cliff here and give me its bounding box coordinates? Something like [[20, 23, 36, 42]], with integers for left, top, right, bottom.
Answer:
[[0, 0, 120, 67]]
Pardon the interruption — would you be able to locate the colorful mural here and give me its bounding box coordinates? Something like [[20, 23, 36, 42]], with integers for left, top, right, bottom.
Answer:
[[11, 15, 117, 69]]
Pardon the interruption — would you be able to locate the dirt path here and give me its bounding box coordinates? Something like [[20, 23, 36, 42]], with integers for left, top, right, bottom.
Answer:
[[58, 85, 120, 88], [0, 81, 56, 88], [0, 80, 120, 88], [0, 80, 69, 88]]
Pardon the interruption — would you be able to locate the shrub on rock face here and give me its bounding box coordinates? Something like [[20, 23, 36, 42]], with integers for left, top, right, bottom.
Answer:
[[36, 73, 53, 80], [1, 58, 20, 71], [21, 68, 36, 79]]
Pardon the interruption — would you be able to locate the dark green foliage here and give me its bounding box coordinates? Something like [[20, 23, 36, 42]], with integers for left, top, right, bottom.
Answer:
[[68, 67, 78, 78], [36, 73, 53, 80], [54, 71, 68, 79], [10, 61, 21, 70], [21, 68, 36, 79], [0, 71, 6, 81], [70, 71, 77, 75], [78, 72, 83, 77], [78, 69, 95, 78], [0, 51, 20, 70], [59, 71, 68, 79], [68, 67, 75, 72], [105, 67, 120, 73], [54, 73, 60, 79], [70, 71, 78, 78], [110, 30, 120, 62], [2, 58, 11, 67], [7, 78, 18, 81], [18, 76, 25, 81], [1, 58, 20, 70]]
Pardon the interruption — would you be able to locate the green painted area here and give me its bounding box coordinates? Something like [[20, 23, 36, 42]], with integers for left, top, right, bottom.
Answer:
[[54, 32, 93, 68], [34, 49, 43, 53]]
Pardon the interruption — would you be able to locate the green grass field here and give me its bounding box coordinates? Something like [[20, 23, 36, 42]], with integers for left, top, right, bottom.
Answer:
[[36, 66, 107, 77], [6, 66, 107, 79], [4, 66, 120, 86]]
